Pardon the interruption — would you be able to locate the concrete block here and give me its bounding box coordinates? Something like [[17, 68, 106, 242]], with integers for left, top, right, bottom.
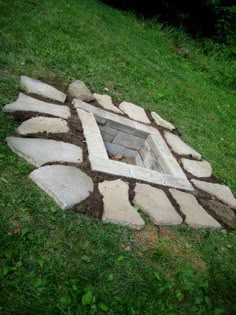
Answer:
[[77, 109, 108, 160]]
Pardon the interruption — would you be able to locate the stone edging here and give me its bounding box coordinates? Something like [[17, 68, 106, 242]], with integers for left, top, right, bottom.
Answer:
[[2, 76, 236, 231]]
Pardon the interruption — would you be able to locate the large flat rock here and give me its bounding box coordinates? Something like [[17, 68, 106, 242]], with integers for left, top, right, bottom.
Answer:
[[30, 165, 93, 209], [119, 101, 150, 124], [68, 80, 94, 102], [7, 137, 83, 167], [16, 117, 69, 135], [181, 159, 212, 178], [191, 179, 236, 209], [200, 199, 236, 229], [20, 76, 66, 103], [98, 179, 145, 230], [2, 93, 70, 119], [133, 183, 182, 225], [164, 132, 201, 160], [169, 189, 221, 229], [94, 93, 122, 114], [151, 112, 175, 130]]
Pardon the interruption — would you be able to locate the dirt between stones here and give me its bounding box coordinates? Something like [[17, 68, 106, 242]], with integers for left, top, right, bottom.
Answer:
[[7, 90, 234, 229]]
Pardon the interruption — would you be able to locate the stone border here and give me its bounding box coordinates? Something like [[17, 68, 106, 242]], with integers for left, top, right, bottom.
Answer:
[[3, 76, 236, 230], [75, 101, 193, 191]]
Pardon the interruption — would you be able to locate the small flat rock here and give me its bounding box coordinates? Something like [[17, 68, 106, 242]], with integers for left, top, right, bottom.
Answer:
[[191, 179, 236, 209], [20, 76, 66, 103], [30, 165, 93, 209], [94, 93, 122, 114], [181, 159, 212, 178], [133, 183, 182, 225], [98, 179, 145, 230], [169, 189, 221, 229], [68, 80, 94, 102], [2, 93, 70, 119], [16, 117, 69, 135], [200, 199, 236, 229], [164, 132, 201, 160], [6, 137, 83, 167], [119, 101, 150, 124], [151, 112, 175, 130]]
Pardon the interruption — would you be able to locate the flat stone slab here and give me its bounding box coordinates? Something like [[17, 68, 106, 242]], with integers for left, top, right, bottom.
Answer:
[[77, 109, 108, 159], [169, 189, 221, 229], [20, 76, 66, 103], [94, 93, 123, 114], [98, 179, 145, 230], [7, 137, 83, 167], [112, 131, 145, 150], [134, 183, 182, 225], [151, 112, 175, 130], [164, 132, 201, 160], [2, 93, 70, 119], [200, 199, 236, 229], [16, 117, 69, 135], [30, 165, 93, 209], [191, 179, 236, 209], [181, 159, 212, 178], [119, 101, 150, 124], [68, 80, 94, 102]]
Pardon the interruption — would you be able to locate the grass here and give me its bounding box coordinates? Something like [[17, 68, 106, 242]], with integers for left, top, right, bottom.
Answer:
[[0, 0, 236, 314]]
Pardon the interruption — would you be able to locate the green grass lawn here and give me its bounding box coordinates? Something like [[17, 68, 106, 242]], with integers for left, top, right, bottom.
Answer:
[[0, 0, 236, 314]]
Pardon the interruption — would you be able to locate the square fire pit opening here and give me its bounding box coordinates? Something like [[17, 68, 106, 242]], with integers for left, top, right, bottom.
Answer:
[[98, 122, 164, 173], [76, 102, 193, 191]]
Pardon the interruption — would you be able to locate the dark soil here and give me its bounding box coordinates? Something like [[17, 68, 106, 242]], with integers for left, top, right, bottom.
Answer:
[[200, 199, 236, 230], [25, 92, 67, 105], [8, 111, 58, 122]]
